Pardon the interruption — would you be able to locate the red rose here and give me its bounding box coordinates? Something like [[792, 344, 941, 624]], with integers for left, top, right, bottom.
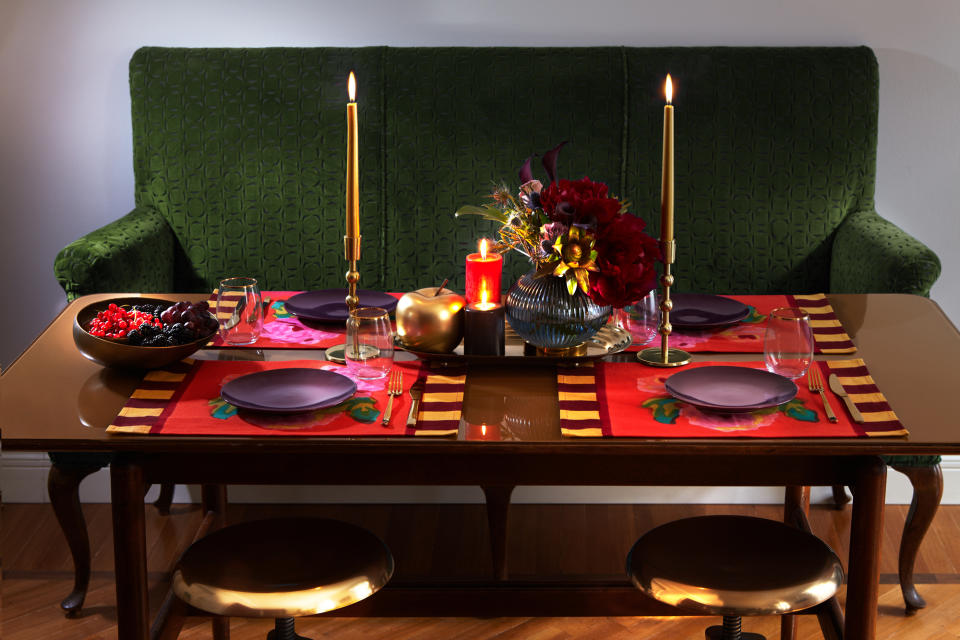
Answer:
[[588, 213, 661, 308], [540, 177, 621, 226]]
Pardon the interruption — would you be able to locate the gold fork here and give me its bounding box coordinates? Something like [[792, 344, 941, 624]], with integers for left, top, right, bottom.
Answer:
[[382, 369, 403, 426], [807, 366, 838, 423]]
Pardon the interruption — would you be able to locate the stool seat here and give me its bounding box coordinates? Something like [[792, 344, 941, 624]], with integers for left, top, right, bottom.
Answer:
[[627, 515, 843, 617], [173, 517, 394, 619]]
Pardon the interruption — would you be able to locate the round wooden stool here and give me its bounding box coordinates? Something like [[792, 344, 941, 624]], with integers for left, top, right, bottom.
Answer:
[[173, 517, 394, 640], [626, 515, 843, 640]]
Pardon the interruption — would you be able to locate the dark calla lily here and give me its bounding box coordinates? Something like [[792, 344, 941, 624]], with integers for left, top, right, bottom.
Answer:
[[518, 155, 535, 184], [541, 140, 568, 184]]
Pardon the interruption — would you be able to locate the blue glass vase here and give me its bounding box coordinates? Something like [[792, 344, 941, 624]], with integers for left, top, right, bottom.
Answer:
[[504, 270, 612, 349]]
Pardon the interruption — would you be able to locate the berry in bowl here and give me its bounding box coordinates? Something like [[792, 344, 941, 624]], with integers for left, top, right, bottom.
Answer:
[[73, 297, 218, 369]]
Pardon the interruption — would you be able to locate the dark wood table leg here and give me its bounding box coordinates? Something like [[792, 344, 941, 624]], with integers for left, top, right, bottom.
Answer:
[[201, 483, 228, 526], [481, 485, 514, 581], [48, 457, 108, 616], [781, 486, 811, 640], [831, 485, 850, 508], [892, 462, 943, 613], [112, 457, 150, 640], [153, 483, 175, 515], [845, 457, 886, 640]]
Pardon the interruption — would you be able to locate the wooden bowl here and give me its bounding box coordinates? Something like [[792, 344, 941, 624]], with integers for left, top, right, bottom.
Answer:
[[73, 296, 214, 370]]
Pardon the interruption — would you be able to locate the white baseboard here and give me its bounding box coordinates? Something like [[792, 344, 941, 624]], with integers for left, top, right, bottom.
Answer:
[[4, 451, 959, 505]]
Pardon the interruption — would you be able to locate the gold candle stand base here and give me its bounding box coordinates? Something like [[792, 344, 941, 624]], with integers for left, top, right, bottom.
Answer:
[[637, 346, 692, 367]]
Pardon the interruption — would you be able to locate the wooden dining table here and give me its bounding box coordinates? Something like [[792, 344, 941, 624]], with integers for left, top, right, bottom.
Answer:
[[4, 292, 960, 640]]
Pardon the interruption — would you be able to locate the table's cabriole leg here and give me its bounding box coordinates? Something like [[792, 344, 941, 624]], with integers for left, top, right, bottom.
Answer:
[[48, 459, 107, 616], [845, 456, 886, 640], [111, 457, 150, 640], [893, 463, 943, 613]]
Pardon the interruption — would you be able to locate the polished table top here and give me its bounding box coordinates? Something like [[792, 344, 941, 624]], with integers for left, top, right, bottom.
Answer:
[[3, 293, 960, 456]]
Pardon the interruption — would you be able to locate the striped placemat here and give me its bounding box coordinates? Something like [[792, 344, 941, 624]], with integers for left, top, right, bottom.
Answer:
[[623, 294, 856, 355], [414, 367, 467, 436], [824, 358, 905, 436], [107, 360, 463, 437], [789, 294, 856, 354], [558, 360, 905, 438]]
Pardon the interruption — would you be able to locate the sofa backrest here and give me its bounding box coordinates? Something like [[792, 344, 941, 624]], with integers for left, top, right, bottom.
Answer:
[[130, 46, 878, 295]]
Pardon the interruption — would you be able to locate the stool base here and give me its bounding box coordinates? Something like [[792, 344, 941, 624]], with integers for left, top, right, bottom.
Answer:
[[266, 617, 311, 640], [705, 615, 765, 640]]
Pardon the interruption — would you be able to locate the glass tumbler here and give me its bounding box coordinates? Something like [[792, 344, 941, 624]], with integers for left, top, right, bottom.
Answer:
[[345, 306, 394, 380], [763, 307, 814, 379], [617, 290, 659, 347], [217, 277, 263, 346]]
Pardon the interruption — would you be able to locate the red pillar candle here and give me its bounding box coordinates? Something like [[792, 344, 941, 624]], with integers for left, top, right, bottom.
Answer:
[[465, 238, 503, 305]]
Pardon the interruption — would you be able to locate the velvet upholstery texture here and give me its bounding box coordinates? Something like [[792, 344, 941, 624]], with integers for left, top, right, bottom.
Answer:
[[55, 45, 940, 302]]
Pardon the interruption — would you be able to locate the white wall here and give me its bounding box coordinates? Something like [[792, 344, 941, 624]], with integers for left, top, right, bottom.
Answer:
[[1, 0, 958, 368]]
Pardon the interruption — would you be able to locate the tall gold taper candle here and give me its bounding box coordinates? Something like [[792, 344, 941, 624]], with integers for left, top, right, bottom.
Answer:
[[344, 71, 362, 314], [638, 73, 691, 368], [346, 71, 360, 240], [661, 74, 674, 243]]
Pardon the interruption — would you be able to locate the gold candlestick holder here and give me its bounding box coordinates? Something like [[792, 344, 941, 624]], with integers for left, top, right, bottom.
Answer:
[[638, 240, 692, 367], [327, 235, 376, 364], [344, 235, 361, 311]]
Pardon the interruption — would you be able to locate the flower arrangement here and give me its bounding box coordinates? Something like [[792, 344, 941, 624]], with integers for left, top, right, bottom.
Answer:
[[456, 143, 661, 309]]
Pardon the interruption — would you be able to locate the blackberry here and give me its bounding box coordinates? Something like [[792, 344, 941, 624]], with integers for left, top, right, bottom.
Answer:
[[126, 330, 143, 345]]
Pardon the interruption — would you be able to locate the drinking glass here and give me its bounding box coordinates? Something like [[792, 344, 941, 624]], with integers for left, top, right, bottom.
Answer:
[[345, 306, 394, 380], [217, 277, 263, 345], [616, 290, 659, 347], [763, 307, 813, 379]]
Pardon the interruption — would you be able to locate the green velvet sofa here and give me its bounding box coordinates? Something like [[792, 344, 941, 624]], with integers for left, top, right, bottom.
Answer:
[[53, 46, 941, 614]]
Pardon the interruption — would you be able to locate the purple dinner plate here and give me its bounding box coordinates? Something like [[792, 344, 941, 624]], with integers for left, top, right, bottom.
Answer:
[[285, 290, 398, 323], [223, 387, 357, 413], [220, 368, 357, 413], [670, 293, 750, 329], [665, 366, 797, 412]]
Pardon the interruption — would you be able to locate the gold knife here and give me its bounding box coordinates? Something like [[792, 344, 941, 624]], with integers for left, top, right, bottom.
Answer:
[[406, 382, 424, 427], [828, 373, 864, 423]]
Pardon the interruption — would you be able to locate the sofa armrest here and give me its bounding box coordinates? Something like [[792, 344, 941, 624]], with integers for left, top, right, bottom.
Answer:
[[54, 207, 175, 300], [830, 210, 941, 296]]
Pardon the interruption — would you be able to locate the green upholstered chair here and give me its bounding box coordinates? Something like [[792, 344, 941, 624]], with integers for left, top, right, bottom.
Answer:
[[53, 46, 941, 613]]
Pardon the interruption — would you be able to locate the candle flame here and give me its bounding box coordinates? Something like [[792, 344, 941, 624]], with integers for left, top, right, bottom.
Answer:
[[348, 71, 356, 102], [479, 238, 488, 259], [665, 74, 673, 104], [481, 424, 487, 436]]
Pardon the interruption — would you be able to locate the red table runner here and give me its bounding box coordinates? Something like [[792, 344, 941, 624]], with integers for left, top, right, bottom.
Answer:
[[207, 291, 402, 349], [107, 360, 464, 437], [558, 359, 905, 438], [624, 294, 856, 355]]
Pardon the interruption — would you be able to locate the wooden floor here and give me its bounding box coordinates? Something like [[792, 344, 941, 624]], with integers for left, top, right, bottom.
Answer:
[[4, 500, 960, 639]]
